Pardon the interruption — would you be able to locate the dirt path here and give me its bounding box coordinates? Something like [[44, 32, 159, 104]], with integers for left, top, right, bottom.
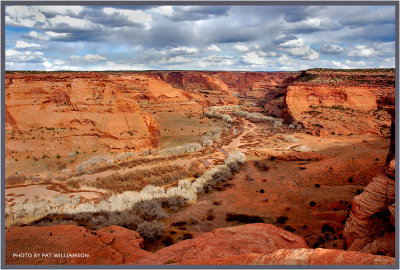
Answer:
[[222, 120, 256, 153]]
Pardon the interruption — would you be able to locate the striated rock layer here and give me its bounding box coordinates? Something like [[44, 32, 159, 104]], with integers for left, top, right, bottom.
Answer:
[[5, 71, 237, 156], [343, 110, 396, 256]]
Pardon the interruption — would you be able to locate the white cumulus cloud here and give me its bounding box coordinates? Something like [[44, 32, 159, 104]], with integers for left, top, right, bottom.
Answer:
[[15, 40, 42, 49]]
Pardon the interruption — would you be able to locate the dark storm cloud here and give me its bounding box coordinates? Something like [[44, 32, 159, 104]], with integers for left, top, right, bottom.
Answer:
[[340, 7, 395, 27], [320, 44, 344, 54]]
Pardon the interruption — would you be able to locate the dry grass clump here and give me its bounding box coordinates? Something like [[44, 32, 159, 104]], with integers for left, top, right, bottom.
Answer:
[[118, 156, 169, 169], [201, 128, 222, 147], [6, 175, 42, 186], [234, 110, 282, 126], [158, 143, 202, 156], [75, 155, 115, 175], [65, 179, 81, 189], [90, 165, 190, 193], [204, 111, 234, 124], [208, 105, 241, 112], [224, 151, 246, 171]]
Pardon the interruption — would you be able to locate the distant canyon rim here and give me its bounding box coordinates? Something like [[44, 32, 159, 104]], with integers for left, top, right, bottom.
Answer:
[[4, 68, 396, 265]]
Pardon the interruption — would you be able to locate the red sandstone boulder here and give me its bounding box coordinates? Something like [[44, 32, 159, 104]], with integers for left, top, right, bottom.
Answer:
[[5, 225, 150, 265], [177, 248, 395, 265], [137, 223, 307, 265]]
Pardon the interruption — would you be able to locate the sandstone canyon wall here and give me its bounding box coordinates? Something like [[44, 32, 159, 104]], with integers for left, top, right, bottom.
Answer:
[[284, 69, 395, 135]]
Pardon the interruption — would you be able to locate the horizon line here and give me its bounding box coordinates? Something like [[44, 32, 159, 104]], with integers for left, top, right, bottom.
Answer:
[[5, 67, 396, 73]]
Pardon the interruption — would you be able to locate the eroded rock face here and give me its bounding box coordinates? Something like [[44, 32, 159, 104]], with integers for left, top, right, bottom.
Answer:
[[284, 69, 395, 135], [343, 174, 395, 255], [137, 223, 308, 265], [5, 73, 164, 155], [177, 248, 395, 265], [343, 112, 396, 256], [5, 225, 150, 265], [158, 71, 239, 106]]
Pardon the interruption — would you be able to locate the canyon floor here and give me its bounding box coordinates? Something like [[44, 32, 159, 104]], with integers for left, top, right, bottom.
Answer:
[[4, 69, 396, 265]]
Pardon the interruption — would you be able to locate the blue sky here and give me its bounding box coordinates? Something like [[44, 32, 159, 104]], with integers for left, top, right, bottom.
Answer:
[[5, 5, 396, 71]]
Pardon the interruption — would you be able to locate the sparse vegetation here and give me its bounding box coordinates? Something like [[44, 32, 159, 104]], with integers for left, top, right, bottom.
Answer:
[[158, 143, 202, 156], [137, 220, 165, 241], [204, 110, 234, 124], [89, 165, 192, 193], [201, 128, 222, 147], [226, 213, 263, 223], [6, 149, 246, 242], [234, 110, 282, 126]]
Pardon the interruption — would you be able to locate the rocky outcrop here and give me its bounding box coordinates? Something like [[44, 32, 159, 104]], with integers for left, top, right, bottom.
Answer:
[[5, 225, 150, 265], [137, 223, 308, 265], [343, 174, 395, 255], [158, 71, 239, 106], [5, 224, 395, 265], [177, 248, 395, 265], [284, 69, 395, 135], [343, 111, 396, 256]]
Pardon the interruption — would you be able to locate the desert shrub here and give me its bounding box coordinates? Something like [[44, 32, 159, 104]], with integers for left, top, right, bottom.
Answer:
[[5, 175, 28, 185], [90, 165, 190, 193], [66, 180, 80, 189], [205, 110, 234, 124], [183, 233, 194, 239], [277, 216, 289, 224], [162, 236, 174, 246], [115, 152, 137, 162], [284, 226, 296, 232], [208, 105, 241, 112], [226, 213, 263, 223], [158, 143, 202, 156], [75, 154, 113, 175], [133, 200, 167, 220], [273, 120, 283, 128], [137, 220, 165, 241], [201, 128, 222, 147], [201, 137, 213, 147], [224, 151, 246, 171], [60, 168, 72, 177], [234, 110, 279, 123]]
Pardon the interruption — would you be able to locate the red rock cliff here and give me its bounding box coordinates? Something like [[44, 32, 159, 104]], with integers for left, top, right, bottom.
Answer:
[[284, 69, 395, 135]]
